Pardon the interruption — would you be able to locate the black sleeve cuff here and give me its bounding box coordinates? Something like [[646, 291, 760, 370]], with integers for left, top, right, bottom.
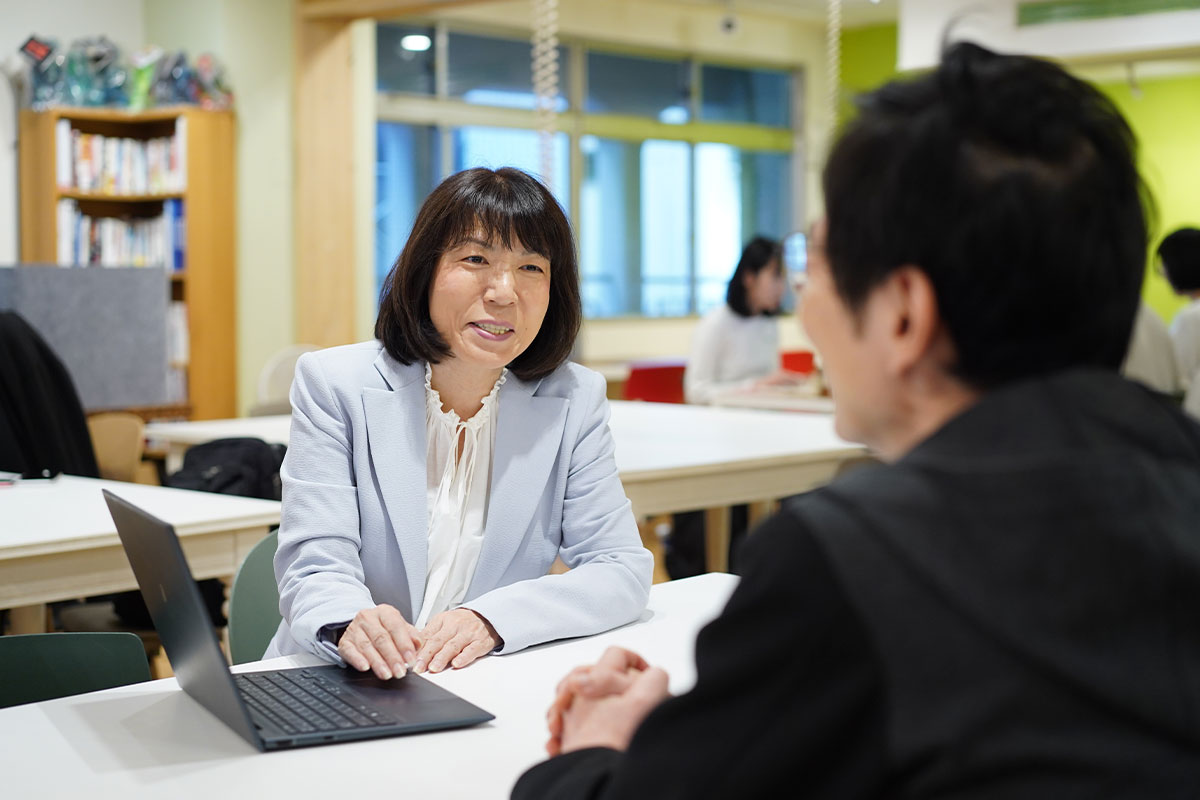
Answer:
[[317, 622, 350, 647], [511, 747, 623, 800]]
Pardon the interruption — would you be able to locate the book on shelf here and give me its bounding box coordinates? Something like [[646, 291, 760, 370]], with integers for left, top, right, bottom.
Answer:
[[167, 300, 190, 366], [162, 197, 186, 271], [55, 197, 186, 269], [57, 116, 187, 195]]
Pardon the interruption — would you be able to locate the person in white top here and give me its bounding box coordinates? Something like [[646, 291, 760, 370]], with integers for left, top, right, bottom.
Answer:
[[265, 167, 652, 678], [1120, 302, 1180, 394], [668, 238, 792, 578], [1159, 228, 1200, 406], [684, 236, 793, 404]]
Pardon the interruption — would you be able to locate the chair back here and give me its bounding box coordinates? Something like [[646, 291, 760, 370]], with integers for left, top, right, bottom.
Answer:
[[86, 412, 145, 482], [781, 350, 815, 375], [624, 362, 687, 404], [228, 530, 282, 665], [255, 344, 320, 410], [0, 632, 151, 708]]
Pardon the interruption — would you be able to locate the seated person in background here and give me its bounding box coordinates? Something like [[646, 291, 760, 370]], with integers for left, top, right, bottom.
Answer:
[[1160, 227, 1200, 394], [514, 43, 1200, 798], [1120, 301, 1179, 394], [264, 167, 652, 678], [683, 236, 793, 405], [670, 237, 793, 577]]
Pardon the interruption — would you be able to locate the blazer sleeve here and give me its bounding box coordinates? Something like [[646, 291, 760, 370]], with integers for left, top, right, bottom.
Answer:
[[463, 370, 653, 654], [274, 353, 376, 661], [511, 515, 887, 799]]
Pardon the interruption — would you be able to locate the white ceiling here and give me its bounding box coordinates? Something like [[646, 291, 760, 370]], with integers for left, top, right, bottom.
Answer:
[[663, 0, 899, 28]]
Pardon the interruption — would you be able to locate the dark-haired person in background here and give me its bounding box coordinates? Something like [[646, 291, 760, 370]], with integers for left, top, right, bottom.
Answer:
[[683, 236, 793, 405], [513, 43, 1200, 799], [264, 167, 651, 677], [1160, 227, 1200, 415], [669, 236, 795, 577]]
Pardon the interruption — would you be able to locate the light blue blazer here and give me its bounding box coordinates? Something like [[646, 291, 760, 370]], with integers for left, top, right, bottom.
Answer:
[[264, 341, 653, 662]]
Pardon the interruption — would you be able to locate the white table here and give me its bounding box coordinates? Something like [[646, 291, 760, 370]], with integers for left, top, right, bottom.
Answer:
[[0, 572, 738, 799], [0, 476, 282, 634], [711, 389, 837, 414], [148, 402, 866, 572]]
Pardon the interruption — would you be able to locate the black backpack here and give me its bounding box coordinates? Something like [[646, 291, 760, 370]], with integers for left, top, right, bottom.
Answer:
[[166, 437, 286, 500]]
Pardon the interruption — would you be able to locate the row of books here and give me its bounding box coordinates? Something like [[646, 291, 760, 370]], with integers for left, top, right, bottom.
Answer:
[[55, 198, 186, 269], [54, 118, 187, 195]]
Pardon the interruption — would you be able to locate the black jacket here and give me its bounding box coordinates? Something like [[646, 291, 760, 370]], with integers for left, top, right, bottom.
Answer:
[[0, 311, 98, 478], [514, 369, 1200, 799]]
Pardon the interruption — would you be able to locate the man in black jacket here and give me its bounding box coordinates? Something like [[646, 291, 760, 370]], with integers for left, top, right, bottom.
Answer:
[[513, 42, 1200, 799]]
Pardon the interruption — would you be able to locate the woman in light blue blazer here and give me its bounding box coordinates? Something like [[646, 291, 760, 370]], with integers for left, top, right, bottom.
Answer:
[[264, 167, 652, 678]]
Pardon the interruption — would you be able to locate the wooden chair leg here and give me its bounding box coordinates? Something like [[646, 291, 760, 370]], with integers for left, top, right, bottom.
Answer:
[[703, 507, 731, 574], [638, 516, 673, 584]]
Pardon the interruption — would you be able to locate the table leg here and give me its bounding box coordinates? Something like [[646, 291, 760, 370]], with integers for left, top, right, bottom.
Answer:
[[637, 517, 672, 584], [704, 507, 731, 574], [9, 604, 49, 634], [747, 500, 775, 531]]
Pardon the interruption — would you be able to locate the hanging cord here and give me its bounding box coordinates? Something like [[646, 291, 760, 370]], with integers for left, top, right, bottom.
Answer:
[[531, 0, 559, 186], [825, 0, 843, 161]]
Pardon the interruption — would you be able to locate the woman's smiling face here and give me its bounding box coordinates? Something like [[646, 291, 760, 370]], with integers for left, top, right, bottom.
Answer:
[[428, 232, 552, 375]]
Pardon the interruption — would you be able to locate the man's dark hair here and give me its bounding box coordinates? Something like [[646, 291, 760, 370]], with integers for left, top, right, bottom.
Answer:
[[1158, 227, 1200, 294], [375, 167, 581, 381], [726, 236, 784, 317], [823, 42, 1153, 389]]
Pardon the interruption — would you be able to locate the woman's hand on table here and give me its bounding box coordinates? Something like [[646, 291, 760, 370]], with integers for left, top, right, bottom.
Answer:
[[338, 604, 423, 680], [413, 608, 501, 674], [754, 369, 807, 389]]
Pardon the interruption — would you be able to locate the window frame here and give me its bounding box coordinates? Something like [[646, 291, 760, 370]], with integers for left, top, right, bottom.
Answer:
[[373, 19, 805, 319]]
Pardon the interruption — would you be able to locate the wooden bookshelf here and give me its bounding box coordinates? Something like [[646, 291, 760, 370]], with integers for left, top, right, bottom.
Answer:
[[18, 107, 236, 420]]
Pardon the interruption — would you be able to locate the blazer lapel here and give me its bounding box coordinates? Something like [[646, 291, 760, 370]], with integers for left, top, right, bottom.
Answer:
[[362, 353, 429, 616], [467, 374, 568, 597]]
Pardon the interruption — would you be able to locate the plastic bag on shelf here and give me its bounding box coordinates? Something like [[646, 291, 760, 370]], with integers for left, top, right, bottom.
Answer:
[[64, 36, 128, 107], [128, 47, 162, 110], [151, 51, 198, 106], [194, 53, 234, 110], [19, 35, 68, 109]]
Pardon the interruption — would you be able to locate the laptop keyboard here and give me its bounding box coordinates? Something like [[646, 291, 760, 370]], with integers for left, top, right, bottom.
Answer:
[[235, 669, 400, 736]]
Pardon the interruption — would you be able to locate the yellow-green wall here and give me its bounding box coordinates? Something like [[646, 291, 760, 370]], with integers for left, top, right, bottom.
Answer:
[[840, 24, 900, 124], [839, 24, 1200, 324], [1099, 74, 1200, 323]]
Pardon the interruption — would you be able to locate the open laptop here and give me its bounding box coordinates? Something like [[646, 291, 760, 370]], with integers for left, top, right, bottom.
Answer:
[[103, 490, 494, 751]]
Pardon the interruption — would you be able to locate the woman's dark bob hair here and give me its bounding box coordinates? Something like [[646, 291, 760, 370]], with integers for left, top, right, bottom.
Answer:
[[726, 236, 783, 317], [375, 167, 581, 381]]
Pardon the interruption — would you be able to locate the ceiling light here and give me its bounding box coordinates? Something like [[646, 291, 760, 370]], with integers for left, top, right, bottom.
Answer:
[[400, 34, 432, 52]]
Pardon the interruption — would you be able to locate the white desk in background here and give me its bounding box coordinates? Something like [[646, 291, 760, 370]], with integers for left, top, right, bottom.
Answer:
[[0, 476, 281, 634], [0, 573, 738, 800], [711, 390, 837, 414], [147, 402, 866, 572], [147, 415, 292, 472]]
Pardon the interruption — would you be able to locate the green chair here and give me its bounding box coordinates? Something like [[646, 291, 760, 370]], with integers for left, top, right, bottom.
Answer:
[[0, 632, 152, 708], [228, 530, 282, 665]]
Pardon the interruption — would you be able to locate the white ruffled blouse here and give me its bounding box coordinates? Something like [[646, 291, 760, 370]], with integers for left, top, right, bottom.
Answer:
[[414, 363, 506, 628]]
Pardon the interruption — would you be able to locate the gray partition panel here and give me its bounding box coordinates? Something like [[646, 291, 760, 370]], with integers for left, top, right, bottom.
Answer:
[[0, 265, 168, 410]]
